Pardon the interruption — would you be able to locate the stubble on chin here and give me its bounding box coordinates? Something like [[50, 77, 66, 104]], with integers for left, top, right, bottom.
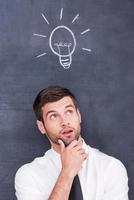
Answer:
[[46, 128, 81, 147], [58, 134, 80, 147]]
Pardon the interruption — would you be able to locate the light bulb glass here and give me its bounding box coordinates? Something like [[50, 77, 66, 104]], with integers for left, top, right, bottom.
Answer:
[[49, 25, 76, 69]]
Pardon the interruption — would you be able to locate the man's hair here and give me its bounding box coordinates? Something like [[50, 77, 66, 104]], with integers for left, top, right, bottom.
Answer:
[[33, 86, 78, 121]]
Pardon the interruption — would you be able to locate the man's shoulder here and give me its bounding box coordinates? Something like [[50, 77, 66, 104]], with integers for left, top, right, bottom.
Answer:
[[87, 145, 128, 195], [87, 145, 127, 172], [15, 149, 52, 179], [14, 149, 58, 197]]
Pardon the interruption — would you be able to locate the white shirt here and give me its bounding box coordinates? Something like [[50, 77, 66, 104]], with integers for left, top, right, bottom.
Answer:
[[15, 141, 129, 200]]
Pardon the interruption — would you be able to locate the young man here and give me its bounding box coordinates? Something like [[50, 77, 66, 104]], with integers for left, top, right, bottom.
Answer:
[[15, 86, 129, 200]]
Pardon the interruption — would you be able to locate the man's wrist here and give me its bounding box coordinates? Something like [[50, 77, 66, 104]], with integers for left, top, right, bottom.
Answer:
[[61, 168, 76, 180]]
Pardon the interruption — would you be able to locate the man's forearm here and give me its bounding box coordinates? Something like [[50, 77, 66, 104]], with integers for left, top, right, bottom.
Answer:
[[48, 169, 74, 200], [48, 139, 87, 200]]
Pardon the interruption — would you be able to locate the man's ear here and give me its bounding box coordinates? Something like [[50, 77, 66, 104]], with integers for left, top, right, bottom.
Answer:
[[77, 108, 81, 123], [36, 120, 46, 135]]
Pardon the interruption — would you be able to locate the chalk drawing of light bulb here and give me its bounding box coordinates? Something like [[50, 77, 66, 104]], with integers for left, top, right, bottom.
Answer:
[[33, 8, 91, 69], [49, 25, 76, 69]]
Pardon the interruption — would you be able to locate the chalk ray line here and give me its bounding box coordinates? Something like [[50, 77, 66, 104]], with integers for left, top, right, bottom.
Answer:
[[41, 13, 50, 24], [81, 28, 90, 35], [60, 8, 63, 20], [33, 33, 47, 38], [82, 48, 91, 52], [72, 14, 79, 23], [36, 52, 47, 58]]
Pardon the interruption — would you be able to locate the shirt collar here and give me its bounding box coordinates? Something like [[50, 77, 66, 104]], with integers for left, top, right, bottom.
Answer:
[[81, 139, 89, 168]]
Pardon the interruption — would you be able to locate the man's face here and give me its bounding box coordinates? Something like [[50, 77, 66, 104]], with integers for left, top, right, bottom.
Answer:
[[37, 96, 81, 149]]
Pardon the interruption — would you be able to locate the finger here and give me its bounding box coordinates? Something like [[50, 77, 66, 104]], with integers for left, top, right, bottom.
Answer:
[[75, 146, 84, 151], [82, 153, 88, 160], [77, 138, 83, 146], [77, 149, 86, 154], [74, 139, 83, 149], [58, 139, 65, 153], [67, 140, 79, 149]]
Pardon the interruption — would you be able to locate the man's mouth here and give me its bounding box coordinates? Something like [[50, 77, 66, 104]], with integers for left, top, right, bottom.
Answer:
[[61, 128, 74, 137]]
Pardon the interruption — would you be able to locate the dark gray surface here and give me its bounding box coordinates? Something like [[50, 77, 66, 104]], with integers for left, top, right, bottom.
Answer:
[[0, 0, 134, 199]]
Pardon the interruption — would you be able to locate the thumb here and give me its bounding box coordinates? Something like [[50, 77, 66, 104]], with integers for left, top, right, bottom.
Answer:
[[58, 139, 65, 153]]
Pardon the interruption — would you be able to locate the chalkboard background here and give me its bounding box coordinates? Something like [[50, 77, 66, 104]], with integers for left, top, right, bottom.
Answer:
[[0, 0, 134, 199]]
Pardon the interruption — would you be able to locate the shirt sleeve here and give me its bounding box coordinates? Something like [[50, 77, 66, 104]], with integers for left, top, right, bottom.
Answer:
[[102, 159, 129, 200], [15, 165, 48, 200]]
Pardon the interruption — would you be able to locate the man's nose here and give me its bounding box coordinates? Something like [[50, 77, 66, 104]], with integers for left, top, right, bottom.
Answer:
[[60, 116, 70, 127]]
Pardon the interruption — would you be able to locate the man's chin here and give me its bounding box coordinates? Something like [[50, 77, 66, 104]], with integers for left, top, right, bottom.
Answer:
[[60, 135, 80, 147]]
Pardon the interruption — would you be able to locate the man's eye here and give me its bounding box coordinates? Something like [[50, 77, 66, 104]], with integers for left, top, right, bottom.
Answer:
[[66, 110, 73, 115], [50, 114, 57, 120]]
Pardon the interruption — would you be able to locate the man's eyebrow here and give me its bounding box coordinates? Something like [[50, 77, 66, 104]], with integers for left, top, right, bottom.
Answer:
[[46, 110, 56, 118], [65, 104, 75, 109], [45, 105, 75, 117]]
